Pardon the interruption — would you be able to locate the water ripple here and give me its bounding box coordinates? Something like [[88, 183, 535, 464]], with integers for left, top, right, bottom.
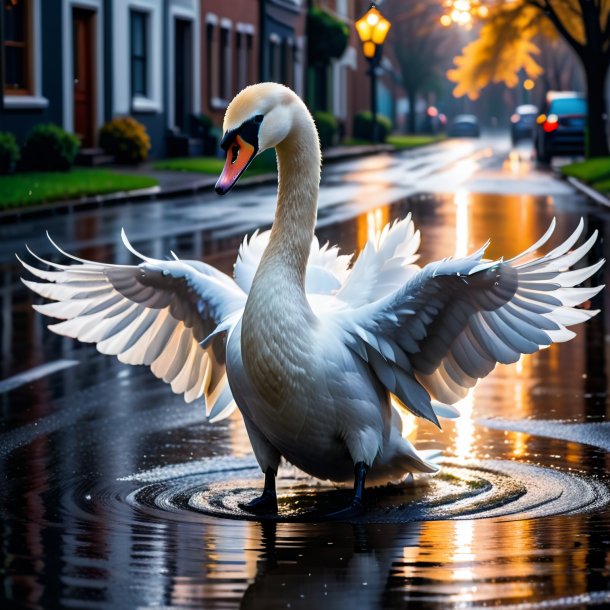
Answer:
[[118, 457, 610, 524]]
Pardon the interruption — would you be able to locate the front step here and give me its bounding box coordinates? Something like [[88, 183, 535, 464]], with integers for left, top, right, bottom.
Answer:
[[75, 147, 114, 167]]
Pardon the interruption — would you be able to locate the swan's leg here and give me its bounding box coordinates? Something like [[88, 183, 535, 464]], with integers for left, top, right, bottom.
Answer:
[[238, 414, 280, 515], [326, 461, 368, 520], [239, 467, 278, 515]]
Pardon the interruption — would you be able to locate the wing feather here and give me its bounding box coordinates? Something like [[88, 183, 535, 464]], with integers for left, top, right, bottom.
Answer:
[[19, 235, 247, 407], [330, 219, 603, 423]]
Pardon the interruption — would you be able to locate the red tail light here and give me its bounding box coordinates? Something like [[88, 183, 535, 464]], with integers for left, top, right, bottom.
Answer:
[[543, 113, 559, 133]]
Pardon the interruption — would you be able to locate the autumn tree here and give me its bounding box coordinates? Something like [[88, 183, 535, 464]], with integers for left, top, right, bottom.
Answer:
[[447, 1, 610, 157], [387, 2, 460, 133]]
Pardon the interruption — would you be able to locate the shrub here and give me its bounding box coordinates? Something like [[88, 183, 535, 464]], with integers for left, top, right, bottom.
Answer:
[[190, 113, 214, 136], [0, 132, 19, 174], [307, 7, 349, 65], [313, 111, 339, 149], [20, 124, 79, 172], [353, 111, 393, 142], [99, 116, 151, 164]]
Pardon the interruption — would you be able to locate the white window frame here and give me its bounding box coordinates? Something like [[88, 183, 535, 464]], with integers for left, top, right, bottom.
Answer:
[[218, 19, 232, 107], [3, 0, 49, 109], [167, 1, 201, 129], [112, 0, 162, 115]]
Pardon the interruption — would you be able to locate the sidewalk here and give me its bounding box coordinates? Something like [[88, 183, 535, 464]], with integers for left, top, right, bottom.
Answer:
[[564, 176, 610, 207], [0, 143, 396, 223], [125, 142, 395, 195]]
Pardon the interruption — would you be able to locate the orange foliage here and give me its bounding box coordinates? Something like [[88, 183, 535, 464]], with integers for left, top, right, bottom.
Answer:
[[446, 0, 610, 99], [447, 4, 544, 99]]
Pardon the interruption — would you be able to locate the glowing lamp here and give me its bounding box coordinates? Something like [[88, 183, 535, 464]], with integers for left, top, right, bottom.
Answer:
[[355, 5, 391, 54], [362, 41, 376, 58]]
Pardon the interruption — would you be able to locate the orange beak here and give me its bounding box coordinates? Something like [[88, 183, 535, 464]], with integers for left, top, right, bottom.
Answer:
[[215, 135, 257, 195]]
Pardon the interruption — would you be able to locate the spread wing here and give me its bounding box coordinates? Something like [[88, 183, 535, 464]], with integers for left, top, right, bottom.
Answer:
[[234, 229, 352, 295], [19, 231, 246, 416], [336, 213, 422, 306], [330, 218, 604, 426]]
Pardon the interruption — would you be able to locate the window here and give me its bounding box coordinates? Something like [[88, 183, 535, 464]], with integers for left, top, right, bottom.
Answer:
[[206, 22, 215, 101], [282, 39, 294, 88], [269, 35, 281, 83], [246, 33, 253, 84], [130, 10, 148, 97], [219, 26, 230, 100], [235, 29, 253, 93], [3, 0, 30, 94]]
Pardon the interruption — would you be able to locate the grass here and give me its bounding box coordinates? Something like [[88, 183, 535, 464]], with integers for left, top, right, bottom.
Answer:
[[560, 157, 610, 193], [342, 135, 445, 149], [152, 135, 447, 177], [0, 168, 159, 210], [152, 148, 277, 176], [386, 134, 446, 150]]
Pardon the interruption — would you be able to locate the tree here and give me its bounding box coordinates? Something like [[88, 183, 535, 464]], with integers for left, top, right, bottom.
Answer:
[[387, 2, 459, 133], [447, 1, 610, 157]]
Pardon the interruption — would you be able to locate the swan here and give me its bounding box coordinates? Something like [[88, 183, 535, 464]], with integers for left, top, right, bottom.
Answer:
[[19, 82, 603, 518]]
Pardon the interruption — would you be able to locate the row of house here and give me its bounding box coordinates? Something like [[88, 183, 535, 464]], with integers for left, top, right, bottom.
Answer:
[[0, 0, 402, 159]]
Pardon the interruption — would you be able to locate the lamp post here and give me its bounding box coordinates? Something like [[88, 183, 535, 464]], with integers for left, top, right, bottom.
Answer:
[[355, 3, 391, 143]]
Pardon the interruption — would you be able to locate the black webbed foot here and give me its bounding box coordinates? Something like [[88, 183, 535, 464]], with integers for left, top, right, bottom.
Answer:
[[324, 498, 365, 521], [239, 490, 278, 515], [323, 461, 368, 521], [239, 467, 278, 516]]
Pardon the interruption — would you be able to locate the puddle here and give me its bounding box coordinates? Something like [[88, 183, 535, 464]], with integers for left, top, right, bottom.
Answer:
[[1, 186, 609, 609]]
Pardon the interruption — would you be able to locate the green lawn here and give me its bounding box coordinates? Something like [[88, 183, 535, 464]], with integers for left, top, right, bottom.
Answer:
[[560, 158, 610, 193], [386, 134, 446, 150], [560, 157, 610, 182], [152, 148, 277, 175], [152, 135, 446, 176], [0, 168, 159, 210], [342, 135, 445, 149]]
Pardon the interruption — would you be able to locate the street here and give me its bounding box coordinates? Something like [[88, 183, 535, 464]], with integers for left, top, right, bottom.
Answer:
[[1, 136, 609, 609]]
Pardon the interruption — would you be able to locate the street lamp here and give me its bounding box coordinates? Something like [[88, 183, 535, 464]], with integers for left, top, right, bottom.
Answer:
[[355, 3, 391, 143]]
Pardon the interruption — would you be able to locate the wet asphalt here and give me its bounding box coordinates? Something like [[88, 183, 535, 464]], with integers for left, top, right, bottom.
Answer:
[[0, 135, 609, 609]]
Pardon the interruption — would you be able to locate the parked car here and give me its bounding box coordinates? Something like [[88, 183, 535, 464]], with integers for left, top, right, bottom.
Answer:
[[448, 114, 480, 137], [534, 92, 587, 164], [510, 104, 538, 143]]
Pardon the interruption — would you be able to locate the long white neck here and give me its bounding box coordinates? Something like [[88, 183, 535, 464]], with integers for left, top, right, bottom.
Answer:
[[255, 105, 321, 289], [240, 103, 321, 404]]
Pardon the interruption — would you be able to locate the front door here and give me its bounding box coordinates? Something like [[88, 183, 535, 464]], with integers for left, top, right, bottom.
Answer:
[[73, 8, 96, 147], [174, 19, 193, 133]]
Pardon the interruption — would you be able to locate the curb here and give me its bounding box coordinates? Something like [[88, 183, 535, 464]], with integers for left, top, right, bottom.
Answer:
[[565, 176, 610, 208], [0, 142, 428, 224], [0, 140, 436, 225]]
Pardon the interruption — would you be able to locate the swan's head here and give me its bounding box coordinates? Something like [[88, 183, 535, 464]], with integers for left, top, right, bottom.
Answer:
[[215, 82, 299, 195]]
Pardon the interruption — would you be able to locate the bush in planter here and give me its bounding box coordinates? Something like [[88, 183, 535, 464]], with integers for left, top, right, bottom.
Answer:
[[190, 113, 214, 137], [353, 111, 393, 142], [313, 111, 339, 149], [0, 132, 19, 174], [99, 116, 151, 164], [20, 124, 79, 171], [307, 7, 349, 65]]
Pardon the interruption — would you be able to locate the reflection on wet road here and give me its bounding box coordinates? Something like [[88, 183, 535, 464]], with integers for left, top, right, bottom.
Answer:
[[1, 137, 609, 609]]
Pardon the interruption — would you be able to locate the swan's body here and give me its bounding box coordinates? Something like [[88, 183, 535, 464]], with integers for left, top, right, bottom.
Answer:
[[20, 83, 604, 515]]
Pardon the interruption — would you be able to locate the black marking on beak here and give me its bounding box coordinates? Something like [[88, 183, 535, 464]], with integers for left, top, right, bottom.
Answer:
[[220, 114, 264, 152]]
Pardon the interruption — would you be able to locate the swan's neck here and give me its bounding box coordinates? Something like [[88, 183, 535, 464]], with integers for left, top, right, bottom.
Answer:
[[241, 107, 320, 405], [257, 110, 321, 288]]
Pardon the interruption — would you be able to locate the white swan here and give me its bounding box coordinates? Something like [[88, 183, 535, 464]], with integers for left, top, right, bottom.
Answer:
[[20, 83, 604, 518]]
